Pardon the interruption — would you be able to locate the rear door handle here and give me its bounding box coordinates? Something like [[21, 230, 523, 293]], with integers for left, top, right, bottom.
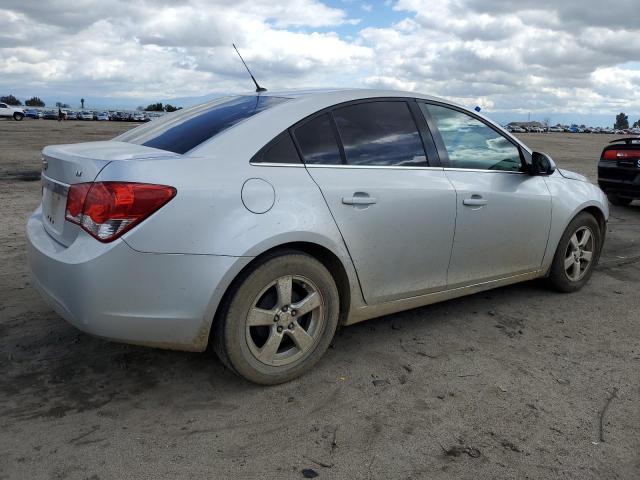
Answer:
[[342, 195, 377, 206], [463, 196, 488, 207]]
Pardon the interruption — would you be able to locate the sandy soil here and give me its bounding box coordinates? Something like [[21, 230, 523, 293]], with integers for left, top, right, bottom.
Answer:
[[1, 120, 639, 479]]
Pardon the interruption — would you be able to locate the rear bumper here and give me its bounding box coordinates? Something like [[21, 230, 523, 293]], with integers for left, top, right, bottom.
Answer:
[[598, 179, 640, 198], [598, 164, 640, 198], [26, 207, 251, 351]]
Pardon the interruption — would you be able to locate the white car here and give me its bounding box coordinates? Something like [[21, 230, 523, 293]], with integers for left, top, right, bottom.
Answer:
[[79, 111, 93, 120], [548, 126, 563, 133], [96, 112, 109, 121], [0, 102, 25, 121], [26, 89, 609, 384]]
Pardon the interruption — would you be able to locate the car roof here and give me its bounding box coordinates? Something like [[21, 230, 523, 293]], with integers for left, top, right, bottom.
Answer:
[[189, 87, 530, 157], [234, 87, 458, 107]]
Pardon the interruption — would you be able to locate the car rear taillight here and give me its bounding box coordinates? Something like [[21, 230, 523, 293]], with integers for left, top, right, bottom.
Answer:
[[603, 149, 640, 161], [65, 182, 176, 242]]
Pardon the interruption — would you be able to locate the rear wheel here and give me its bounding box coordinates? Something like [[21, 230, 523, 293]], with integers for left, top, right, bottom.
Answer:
[[545, 212, 601, 292], [13, 112, 24, 121], [607, 193, 633, 206], [214, 251, 339, 384]]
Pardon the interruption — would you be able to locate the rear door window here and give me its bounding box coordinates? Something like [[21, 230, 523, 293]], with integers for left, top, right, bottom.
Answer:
[[252, 132, 301, 164], [293, 113, 342, 165], [332, 101, 427, 167], [116, 95, 290, 154]]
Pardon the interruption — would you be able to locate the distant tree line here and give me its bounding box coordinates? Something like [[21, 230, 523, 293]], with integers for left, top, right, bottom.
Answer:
[[145, 102, 181, 112], [1, 94, 22, 105], [1, 94, 182, 113], [614, 112, 640, 129], [25, 96, 45, 107], [1, 95, 46, 106]]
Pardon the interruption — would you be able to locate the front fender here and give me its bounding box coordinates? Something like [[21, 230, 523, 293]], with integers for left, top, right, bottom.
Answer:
[[542, 176, 608, 273]]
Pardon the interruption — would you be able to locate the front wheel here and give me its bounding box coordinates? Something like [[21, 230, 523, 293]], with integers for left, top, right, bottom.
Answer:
[[607, 193, 633, 207], [13, 112, 24, 121], [545, 212, 602, 293], [213, 251, 340, 385]]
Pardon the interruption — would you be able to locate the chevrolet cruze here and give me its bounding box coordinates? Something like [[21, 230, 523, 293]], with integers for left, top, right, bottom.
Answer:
[[27, 89, 608, 384]]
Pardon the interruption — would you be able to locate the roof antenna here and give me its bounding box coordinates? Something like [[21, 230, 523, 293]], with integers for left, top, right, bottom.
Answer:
[[232, 43, 267, 93]]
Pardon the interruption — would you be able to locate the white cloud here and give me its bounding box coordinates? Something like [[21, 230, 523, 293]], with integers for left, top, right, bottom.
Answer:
[[0, 0, 638, 116]]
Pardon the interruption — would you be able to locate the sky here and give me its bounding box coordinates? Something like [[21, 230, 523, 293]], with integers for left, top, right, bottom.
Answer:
[[1, 0, 639, 126]]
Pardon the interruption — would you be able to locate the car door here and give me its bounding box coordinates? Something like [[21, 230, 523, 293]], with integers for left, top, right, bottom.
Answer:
[[420, 102, 552, 288], [0, 103, 9, 117], [292, 99, 457, 305]]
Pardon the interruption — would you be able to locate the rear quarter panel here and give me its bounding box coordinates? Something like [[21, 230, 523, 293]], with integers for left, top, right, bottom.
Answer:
[[97, 153, 364, 309], [102, 158, 346, 258]]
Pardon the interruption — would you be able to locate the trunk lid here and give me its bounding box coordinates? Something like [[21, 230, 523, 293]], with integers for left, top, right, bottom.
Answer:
[[40, 141, 178, 246]]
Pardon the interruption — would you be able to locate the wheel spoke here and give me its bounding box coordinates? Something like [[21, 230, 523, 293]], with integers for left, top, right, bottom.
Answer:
[[247, 307, 276, 327], [582, 250, 593, 262], [571, 260, 581, 280], [289, 325, 314, 352], [564, 254, 576, 270], [579, 229, 591, 248], [292, 291, 321, 317], [276, 276, 293, 307], [257, 329, 283, 362], [569, 234, 579, 250]]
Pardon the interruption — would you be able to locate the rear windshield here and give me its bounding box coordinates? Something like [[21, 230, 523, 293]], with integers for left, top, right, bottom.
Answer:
[[115, 95, 290, 154]]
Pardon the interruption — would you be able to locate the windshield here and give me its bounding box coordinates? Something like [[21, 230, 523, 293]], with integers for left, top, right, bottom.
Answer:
[[115, 95, 290, 154]]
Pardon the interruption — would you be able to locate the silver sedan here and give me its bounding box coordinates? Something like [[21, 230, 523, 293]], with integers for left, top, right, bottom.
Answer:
[[27, 89, 608, 384]]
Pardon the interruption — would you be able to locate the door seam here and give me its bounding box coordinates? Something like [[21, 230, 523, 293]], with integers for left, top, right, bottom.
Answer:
[[442, 169, 459, 288], [302, 164, 369, 305]]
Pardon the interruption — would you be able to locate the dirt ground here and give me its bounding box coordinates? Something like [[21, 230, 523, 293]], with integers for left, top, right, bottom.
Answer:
[[0, 120, 638, 479]]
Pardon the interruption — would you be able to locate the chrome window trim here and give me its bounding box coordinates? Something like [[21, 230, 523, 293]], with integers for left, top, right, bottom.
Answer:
[[250, 162, 444, 170], [304, 164, 444, 171], [443, 167, 527, 175], [249, 162, 306, 168]]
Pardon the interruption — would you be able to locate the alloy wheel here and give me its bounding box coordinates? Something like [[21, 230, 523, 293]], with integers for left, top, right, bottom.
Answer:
[[564, 226, 594, 282], [245, 275, 324, 367]]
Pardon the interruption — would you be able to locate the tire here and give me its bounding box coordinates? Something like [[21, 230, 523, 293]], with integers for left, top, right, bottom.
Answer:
[[214, 250, 340, 385], [607, 193, 633, 207], [545, 212, 602, 293], [13, 112, 24, 121]]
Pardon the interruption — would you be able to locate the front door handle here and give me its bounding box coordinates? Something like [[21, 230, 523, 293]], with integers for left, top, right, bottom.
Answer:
[[342, 194, 377, 206], [463, 196, 488, 207]]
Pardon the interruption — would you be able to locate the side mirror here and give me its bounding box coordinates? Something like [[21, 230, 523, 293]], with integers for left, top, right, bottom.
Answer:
[[530, 151, 556, 176]]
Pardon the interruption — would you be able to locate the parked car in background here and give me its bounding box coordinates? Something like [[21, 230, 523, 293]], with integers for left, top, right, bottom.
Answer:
[[0, 103, 25, 120], [79, 111, 93, 120], [24, 108, 43, 119], [27, 89, 610, 384], [132, 112, 148, 122], [65, 111, 78, 120], [42, 110, 58, 120], [548, 126, 563, 133], [96, 112, 109, 121], [598, 137, 640, 206], [508, 125, 526, 133]]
